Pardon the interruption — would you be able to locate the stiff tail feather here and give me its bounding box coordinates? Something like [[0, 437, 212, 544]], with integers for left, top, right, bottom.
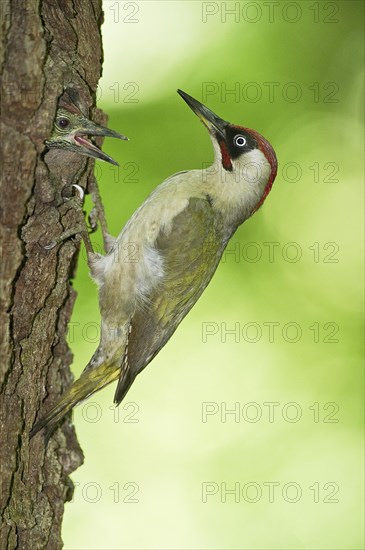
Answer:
[[30, 361, 120, 443]]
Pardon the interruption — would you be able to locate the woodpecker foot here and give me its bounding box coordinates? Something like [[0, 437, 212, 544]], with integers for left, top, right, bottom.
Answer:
[[43, 181, 95, 254], [43, 226, 84, 250], [42, 225, 97, 259]]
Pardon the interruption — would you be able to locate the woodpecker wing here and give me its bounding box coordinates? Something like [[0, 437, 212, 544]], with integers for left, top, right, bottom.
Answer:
[[114, 197, 226, 404]]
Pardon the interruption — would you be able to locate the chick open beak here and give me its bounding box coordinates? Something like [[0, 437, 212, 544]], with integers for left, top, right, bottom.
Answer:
[[74, 120, 128, 166]]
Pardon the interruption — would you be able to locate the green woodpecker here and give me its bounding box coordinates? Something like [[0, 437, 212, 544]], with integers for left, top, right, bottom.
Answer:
[[46, 102, 128, 165], [31, 90, 277, 440]]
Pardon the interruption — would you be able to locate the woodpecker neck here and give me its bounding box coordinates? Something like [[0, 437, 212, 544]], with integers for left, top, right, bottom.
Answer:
[[246, 128, 277, 214], [205, 136, 274, 228]]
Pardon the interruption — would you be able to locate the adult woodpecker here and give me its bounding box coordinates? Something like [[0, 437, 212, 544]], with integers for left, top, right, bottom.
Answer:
[[31, 90, 277, 440], [46, 99, 128, 166]]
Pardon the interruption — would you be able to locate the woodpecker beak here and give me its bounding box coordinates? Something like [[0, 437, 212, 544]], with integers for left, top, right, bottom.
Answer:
[[46, 107, 129, 167], [72, 120, 128, 166], [177, 89, 227, 138]]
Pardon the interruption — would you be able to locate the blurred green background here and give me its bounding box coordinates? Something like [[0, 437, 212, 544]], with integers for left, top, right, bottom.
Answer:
[[63, 1, 364, 548]]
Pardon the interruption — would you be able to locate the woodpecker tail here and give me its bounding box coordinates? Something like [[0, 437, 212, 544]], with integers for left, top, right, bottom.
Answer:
[[30, 359, 120, 444]]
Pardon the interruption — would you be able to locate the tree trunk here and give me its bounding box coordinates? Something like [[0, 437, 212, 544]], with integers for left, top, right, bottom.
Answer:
[[1, 1, 106, 547]]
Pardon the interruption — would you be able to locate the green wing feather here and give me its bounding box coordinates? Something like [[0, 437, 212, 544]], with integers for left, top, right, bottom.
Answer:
[[114, 197, 226, 404]]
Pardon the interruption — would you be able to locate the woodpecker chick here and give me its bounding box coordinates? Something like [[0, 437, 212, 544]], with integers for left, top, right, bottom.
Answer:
[[46, 106, 128, 166], [31, 90, 277, 441]]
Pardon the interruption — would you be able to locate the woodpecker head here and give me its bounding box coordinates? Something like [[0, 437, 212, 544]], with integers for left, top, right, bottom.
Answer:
[[45, 105, 128, 166], [178, 89, 277, 214]]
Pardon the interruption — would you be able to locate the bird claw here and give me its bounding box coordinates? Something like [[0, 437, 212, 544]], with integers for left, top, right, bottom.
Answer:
[[63, 183, 85, 202], [41, 228, 82, 250], [72, 184, 85, 201], [43, 241, 57, 250]]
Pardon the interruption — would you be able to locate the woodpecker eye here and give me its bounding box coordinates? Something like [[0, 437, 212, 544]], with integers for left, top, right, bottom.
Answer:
[[57, 117, 70, 129], [234, 135, 247, 147]]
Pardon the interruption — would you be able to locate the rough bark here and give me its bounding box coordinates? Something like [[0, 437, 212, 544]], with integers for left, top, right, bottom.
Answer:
[[1, 1, 106, 547]]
